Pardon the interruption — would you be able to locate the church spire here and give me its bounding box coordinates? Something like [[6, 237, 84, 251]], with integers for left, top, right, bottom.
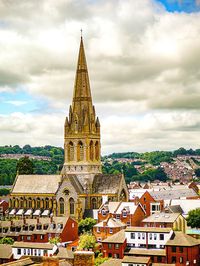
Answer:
[[72, 37, 92, 112], [62, 36, 101, 175]]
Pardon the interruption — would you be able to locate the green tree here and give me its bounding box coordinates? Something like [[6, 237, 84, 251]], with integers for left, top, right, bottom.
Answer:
[[78, 218, 97, 234], [186, 208, 200, 228], [16, 156, 34, 175], [0, 237, 14, 245], [94, 254, 108, 266], [78, 233, 97, 250]]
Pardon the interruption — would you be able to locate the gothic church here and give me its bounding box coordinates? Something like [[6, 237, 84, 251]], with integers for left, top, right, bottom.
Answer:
[[9, 37, 128, 221]]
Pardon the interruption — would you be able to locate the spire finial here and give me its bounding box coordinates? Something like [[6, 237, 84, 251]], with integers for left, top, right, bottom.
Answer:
[[80, 28, 83, 38]]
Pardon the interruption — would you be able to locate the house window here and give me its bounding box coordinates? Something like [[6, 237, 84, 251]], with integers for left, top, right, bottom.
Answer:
[[102, 210, 107, 216], [172, 246, 176, 253], [157, 256, 162, 262], [142, 233, 145, 239], [122, 211, 127, 217], [149, 233, 152, 240], [108, 244, 112, 249], [159, 234, 164, 240], [126, 221, 131, 227], [17, 249, 21, 255], [109, 228, 113, 234], [131, 233, 135, 239], [44, 250, 48, 256], [114, 253, 119, 258], [23, 249, 26, 255], [138, 233, 141, 239], [179, 247, 183, 253], [154, 233, 157, 240], [172, 256, 176, 263], [116, 214, 120, 219], [115, 244, 119, 249], [108, 253, 112, 257], [27, 236, 31, 240], [143, 205, 146, 210], [34, 249, 37, 256], [40, 235, 44, 240], [180, 257, 183, 263], [97, 227, 100, 233]]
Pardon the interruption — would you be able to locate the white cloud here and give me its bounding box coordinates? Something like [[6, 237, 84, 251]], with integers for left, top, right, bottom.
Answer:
[[0, 0, 200, 153]]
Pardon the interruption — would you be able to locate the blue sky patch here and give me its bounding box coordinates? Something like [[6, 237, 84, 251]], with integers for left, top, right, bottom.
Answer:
[[0, 91, 49, 115], [156, 0, 200, 13]]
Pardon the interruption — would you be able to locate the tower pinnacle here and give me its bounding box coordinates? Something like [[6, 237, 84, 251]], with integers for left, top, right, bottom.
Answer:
[[62, 37, 101, 175]]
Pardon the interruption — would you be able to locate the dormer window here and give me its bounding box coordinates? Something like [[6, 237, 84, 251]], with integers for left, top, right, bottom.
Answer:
[[36, 224, 42, 230], [43, 224, 49, 230], [101, 209, 108, 216], [122, 211, 127, 217], [58, 223, 63, 230]]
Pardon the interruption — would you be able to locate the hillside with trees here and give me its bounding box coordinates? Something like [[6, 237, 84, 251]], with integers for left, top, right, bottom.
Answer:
[[0, 145, 200, 186]]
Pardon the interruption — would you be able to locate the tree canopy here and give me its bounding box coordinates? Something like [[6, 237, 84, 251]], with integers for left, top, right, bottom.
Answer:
[[78, 233, 97, 250], [186, 208, 200, 228], [78, 218, 97, 234], [16, 156, 34, 175], [0, 237, 14, 245]]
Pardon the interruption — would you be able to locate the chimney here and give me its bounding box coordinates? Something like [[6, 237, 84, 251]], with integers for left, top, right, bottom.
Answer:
[[74, 251, 94, 266]]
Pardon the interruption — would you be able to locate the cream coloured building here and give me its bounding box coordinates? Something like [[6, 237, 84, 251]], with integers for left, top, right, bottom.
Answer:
[[9, 37, 128, 220]]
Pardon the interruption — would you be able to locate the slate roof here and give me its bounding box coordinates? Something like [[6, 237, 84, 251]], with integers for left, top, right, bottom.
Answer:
[[166, 231, 200, 247], [57, 247, 74, 259], [100, 259, 122, 266], [66, 174, 84, 194], [142, 212, 181, 223], [102, 230, 125, 243], [92, 174, 123, 194], [11, 175, 62, 194], [115, 202, 139, 214], [122, 256, 150, 264], [165, 205, 183, 214], [94, 218, 126, 228], [0, 244, 12, 259], [12, 242, 55, 249], [126, 248, 166, 256], [166, 199, 200, 216], [0, 258, 34, 265], [125, 227, 172, 233], [150, 188, 197, 200]]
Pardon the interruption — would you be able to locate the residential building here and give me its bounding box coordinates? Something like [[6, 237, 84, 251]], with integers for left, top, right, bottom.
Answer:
[[98, 201, 146, 227], [166, 231, 200, 266], [12, 242, 57, 260], [0, 244, 13, 264], [121, 256, 151, 266], [141, 212, 187, 233], [93, 218, 126, 242], [102, 230, 126, 259], [125, 227, 173, 249], [138, 191, 164, 216], [0, 216, 78, 243]]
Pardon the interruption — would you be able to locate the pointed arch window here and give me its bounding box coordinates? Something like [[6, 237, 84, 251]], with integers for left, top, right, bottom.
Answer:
[[95, 141, 99, 161], [91, 198, 97, 209], [45, 198, 49, 209], [69, 198, 75, 215], [36, 197, 40, 209], [19, 197, 23, 208], [59, 198, 64, 215], [77, 141, 84, 161], [89, 141, 94, 161], [28, 198, 32, 209], [68, 142, 74, 161]]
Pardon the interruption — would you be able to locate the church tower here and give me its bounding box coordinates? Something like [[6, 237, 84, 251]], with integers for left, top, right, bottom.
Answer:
[[62, 37, 101, 175]]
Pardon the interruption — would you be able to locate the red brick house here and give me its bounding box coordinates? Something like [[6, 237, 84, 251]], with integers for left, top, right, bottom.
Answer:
[[166, 231, 200, 266], [98, 201, 146, 226], [102, 230, 126, 259], [0, 216, 78, 243], [139, 191, 164, 216], [93, 217, 126, 242]]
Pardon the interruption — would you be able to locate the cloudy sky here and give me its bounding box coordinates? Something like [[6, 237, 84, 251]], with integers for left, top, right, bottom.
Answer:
[[0, 0, 200, 155]]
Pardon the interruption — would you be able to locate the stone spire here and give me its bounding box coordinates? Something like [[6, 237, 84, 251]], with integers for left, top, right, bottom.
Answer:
[[62, 37, 101, 176]]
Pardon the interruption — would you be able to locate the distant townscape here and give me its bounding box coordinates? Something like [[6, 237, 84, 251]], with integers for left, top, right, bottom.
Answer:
[[0, 37, 199, 266]]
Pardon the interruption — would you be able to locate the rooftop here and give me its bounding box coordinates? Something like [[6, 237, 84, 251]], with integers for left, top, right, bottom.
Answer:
[[166, 231, 200, 247], [94, 218, 126, 228], [126, 248, 166, 256], [142, 212, 181, 223], [102, 230, 125, 244], [122, 256, 150, 264], [125, 227, 172, 233]]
